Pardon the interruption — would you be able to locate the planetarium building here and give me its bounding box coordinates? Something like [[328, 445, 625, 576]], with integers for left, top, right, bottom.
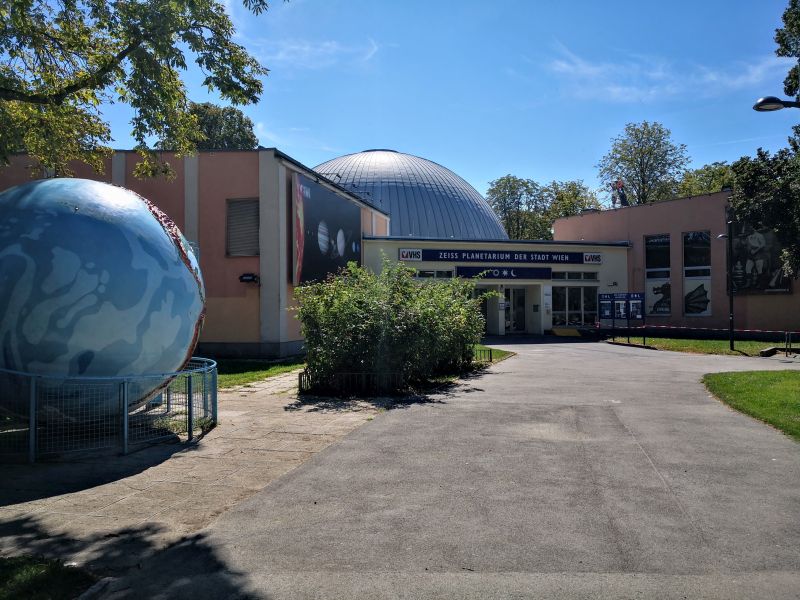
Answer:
[[0, 147, 628, 357], [316, 150, 627, 340], [315, 149, 507, 240]]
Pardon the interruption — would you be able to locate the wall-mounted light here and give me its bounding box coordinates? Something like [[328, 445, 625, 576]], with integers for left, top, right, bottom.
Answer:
[[239, 273, 260, 284], [608, 281, 618, 287]]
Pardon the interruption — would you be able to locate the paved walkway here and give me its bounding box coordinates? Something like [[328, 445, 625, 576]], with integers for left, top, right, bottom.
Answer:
[[105, 342, 800, 599], [0, 370, 378, 574]]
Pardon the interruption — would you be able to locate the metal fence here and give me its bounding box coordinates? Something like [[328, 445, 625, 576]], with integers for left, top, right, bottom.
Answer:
[[473, 347, 494, 363], [298, 370, 406, 395], [0, 358, 217, 463]]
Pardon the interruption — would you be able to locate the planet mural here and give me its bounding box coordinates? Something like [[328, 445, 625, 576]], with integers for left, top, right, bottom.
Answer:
[[0, 178, 205, 383]]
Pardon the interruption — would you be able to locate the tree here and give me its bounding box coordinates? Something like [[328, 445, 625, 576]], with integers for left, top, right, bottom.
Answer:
[[730, 149, 800, 277], [776, 0, 800, 150], [0, 0, 270, 177], [596, 121, 690, 205], [160, 102, 258, 150], [541, 180, 601, 222], [487, 175, 600, 240], [486, 175, 544, 239], [676, 162, 734, 197], [724, 0, 800, 277]]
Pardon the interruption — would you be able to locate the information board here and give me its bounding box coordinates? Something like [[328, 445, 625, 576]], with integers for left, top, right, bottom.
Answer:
[[599, 292, 644, 321]]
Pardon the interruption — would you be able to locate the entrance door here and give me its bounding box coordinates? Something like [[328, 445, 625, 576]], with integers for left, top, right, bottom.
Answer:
[[504, 288, 526, 333]]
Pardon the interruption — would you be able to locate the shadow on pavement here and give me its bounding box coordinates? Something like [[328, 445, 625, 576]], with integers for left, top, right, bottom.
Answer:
[[1, 442, 185, 507], [482, 334, 598, 346], [0, 514, 253, 597], [284, 366, 498, 413], [284, 393, 446, 413]]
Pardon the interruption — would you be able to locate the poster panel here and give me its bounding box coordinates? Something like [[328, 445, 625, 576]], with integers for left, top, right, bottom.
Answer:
[[731, 222, 791, 294], [293, 173, 361, 284], [629, 299, 643, 320], [645, 278, 671, 316], [683, 276, 712, 316], [614, 300, 628, 319]]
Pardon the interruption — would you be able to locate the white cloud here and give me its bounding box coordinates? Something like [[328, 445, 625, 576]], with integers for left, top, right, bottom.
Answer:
[[255, 122, 282, 145], [254, 121, 342, 154], [247, 37, 382, 70], [543, 42, 791, 103]]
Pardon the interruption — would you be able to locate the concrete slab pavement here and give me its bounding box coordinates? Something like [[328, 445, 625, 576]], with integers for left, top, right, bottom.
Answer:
[[106, 341, 800, 599], [0, 370, 379, 575]]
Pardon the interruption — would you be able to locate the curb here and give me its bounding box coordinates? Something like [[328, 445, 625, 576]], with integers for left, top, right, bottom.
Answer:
[[604, 341, 659, 351]]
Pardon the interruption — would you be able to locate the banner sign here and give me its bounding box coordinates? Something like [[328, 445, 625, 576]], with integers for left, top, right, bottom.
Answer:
[[400, 248, 600, 265], [293, 173, 361, 284], [731, 221, 791, 294], [456, 266, 552, 280]]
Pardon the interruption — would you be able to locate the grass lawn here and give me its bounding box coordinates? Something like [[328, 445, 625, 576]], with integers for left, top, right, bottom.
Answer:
[[703, 370, 800, 441], [609, 336, 775, 357], [215, 356, 305, 389], [474, 343, 514, 363], [0, 556, 96, 600]]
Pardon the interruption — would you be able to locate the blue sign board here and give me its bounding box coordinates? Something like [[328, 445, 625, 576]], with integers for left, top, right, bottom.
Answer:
[[456, 266, 552, 280], [417, 249, 588, 264]]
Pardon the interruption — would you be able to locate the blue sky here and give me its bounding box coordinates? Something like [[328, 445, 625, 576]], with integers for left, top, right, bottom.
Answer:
[[104, 0, 799, 197]]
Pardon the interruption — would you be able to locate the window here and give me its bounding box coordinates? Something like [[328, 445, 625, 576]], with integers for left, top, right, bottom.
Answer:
[[553, 271, 597, 280], [552, 286, 598, 327], [226, 198, 259, 256], [644, 234, 670, 315], [415, 270, 453, 279], [552, 286, 567, 326], [683, 231, 711, 316], [683, 231, 711, 277]]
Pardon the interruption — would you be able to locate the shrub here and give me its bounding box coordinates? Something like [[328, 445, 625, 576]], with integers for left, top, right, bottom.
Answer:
[[294, 261, 486, 390]]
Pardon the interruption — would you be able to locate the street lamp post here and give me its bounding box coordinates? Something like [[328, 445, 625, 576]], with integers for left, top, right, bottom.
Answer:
[[717, 207, 735, 351], [753, 96, 800, 111]]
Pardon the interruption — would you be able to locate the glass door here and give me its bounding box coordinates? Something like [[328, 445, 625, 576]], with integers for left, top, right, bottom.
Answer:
[[504, 288, 526, 333]]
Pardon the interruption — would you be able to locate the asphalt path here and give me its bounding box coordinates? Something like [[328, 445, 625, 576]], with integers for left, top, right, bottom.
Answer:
[[107, 341, 800, 599]]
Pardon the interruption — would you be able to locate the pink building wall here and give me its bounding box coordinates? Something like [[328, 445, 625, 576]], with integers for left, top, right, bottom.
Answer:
[[554, 192, 799, 333], [0, 150, 389, 356]]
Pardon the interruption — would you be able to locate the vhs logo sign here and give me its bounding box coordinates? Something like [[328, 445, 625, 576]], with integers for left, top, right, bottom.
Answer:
[[399, 248, 422, 261], [583, 252, 603, 264]]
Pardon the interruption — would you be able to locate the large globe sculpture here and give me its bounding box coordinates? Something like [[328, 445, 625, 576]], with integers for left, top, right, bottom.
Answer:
[[0, 178, 205, 381]]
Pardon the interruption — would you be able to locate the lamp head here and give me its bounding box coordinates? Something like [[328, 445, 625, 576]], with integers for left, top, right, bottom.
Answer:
[[753, 96, 787, 111]]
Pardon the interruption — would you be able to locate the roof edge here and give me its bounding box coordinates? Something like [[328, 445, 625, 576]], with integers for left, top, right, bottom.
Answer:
[[363, 236, 631, 247]]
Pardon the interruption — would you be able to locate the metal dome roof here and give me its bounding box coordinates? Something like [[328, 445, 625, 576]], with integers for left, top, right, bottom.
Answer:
[[314, 149, 508, 240]]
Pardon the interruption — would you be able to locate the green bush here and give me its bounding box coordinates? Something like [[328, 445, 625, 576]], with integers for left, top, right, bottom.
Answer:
[[294, 261, 486, 390]]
